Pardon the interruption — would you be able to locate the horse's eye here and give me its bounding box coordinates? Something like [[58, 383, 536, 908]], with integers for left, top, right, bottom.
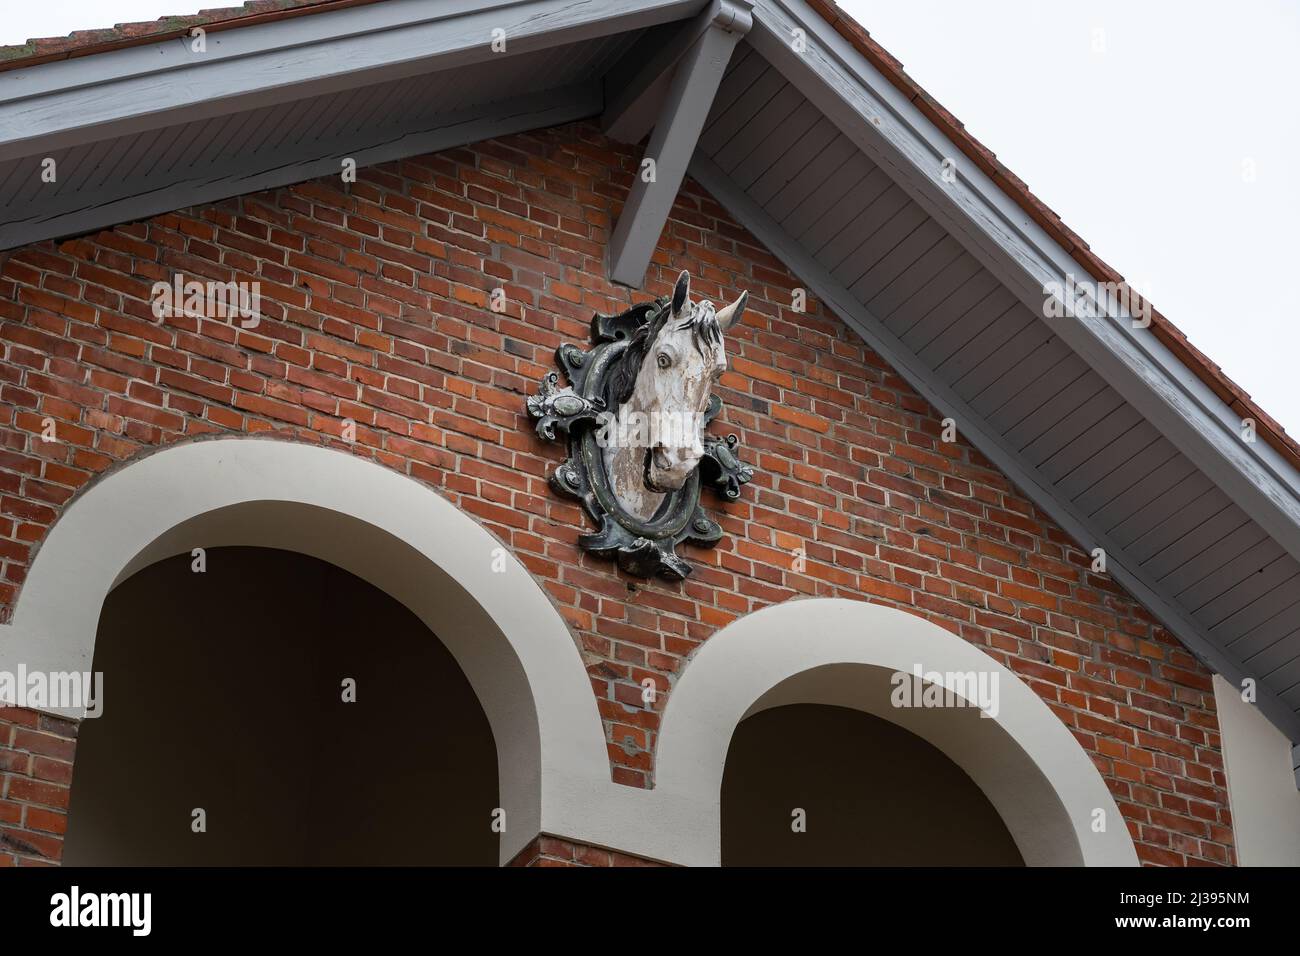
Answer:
[[657, 353, 671, 369]]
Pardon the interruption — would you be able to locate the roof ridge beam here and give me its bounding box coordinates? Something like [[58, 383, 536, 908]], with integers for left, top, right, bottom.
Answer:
[[607, 0, 752, 287], [602, 0, 746, 144]]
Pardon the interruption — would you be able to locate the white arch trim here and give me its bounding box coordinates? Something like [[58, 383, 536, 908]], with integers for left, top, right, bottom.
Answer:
[[0, 438, 1140, 866], [651, 599, 1140, 866], [0, 437, 611, 864]]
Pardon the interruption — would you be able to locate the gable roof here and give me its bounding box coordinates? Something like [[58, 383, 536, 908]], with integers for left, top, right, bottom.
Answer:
[[805, 0, 1300, 476], [4, 0, 1294, 477], [1, 0, 1298, 746]]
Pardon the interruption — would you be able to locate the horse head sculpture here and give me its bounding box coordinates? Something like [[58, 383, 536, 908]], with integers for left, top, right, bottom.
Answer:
[[526, 269, 754, 579], [601, 270, 747, 520]]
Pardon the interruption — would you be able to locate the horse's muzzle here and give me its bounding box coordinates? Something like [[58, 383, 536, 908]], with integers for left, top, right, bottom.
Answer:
[[644, 445, 698, 492]]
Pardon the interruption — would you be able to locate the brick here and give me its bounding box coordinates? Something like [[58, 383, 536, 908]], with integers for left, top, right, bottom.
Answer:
[[0, 120, 1231, 868]]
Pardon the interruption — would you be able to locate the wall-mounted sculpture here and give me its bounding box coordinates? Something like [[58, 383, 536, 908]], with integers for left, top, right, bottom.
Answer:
[[527, 271, 754, 580]]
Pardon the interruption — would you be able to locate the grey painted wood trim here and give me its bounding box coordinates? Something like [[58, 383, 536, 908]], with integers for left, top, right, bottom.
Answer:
[[746, 0, 1300, 569], [689, 150, 1300, 745], [0, 85, 599, 250], [0, 0, 704, 162], [601, 4, 732, 144], [607, 0, 752, 287]]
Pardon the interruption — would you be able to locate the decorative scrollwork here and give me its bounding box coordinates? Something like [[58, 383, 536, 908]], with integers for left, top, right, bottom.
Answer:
[[525, 272, 755, 581], [525, 371, 602, 442]]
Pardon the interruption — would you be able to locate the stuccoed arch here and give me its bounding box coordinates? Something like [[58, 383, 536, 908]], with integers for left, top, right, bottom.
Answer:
[[0, 437, 611, 865]]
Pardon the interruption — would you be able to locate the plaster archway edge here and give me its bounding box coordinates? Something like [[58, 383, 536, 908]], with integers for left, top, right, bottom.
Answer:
[[0, 436, 610, 864], [648, 598, 1141, 866], [0, 438, 1141, 866]]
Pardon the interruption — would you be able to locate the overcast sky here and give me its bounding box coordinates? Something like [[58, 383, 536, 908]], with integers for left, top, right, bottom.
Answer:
[[5, 1, 1298, 434]]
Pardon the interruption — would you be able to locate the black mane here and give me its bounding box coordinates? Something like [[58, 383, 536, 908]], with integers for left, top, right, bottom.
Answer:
[[602, 301, 722, 411]]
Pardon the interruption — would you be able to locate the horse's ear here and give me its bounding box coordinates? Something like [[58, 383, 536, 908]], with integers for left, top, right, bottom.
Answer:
[[671, 270, 690, 316], [716, 290, 748, 331]]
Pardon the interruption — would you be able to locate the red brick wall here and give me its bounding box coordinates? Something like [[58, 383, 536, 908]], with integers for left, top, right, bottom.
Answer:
[[0, 120, 1232, 866], [507, 835, 663, 867], [0, 707, 75, 866]]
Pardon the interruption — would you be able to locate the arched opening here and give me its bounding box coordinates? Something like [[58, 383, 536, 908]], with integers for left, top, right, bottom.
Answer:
[[0, 442, 1142, 866], [0, 439, 612, 865], [721, 703, 1023, 865], [64, 547, 498, 865], [654, 599, 1139, 866]]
